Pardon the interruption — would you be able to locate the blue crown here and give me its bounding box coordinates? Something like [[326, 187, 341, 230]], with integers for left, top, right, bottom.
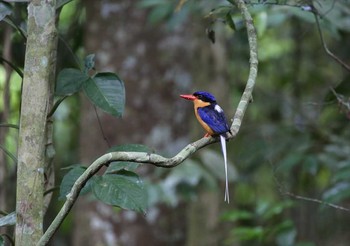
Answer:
[[193, 91, 217, 103]]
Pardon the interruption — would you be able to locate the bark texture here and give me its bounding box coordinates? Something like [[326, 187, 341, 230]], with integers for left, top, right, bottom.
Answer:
[[15, 0, 57, 244]]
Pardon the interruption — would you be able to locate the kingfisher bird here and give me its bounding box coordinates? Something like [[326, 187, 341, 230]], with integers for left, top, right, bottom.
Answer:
[[180, 91, 231, 203]]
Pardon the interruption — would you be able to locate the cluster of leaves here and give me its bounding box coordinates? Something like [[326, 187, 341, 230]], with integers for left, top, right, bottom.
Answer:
[[55, 55, 158, 213], [55, 54, 125, 117], [59, 144, 151, 213], [222, 200, 297, 246]]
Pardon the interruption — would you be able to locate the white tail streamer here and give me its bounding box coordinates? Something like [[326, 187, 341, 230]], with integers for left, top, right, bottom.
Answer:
[[220, 135, 229, 203]]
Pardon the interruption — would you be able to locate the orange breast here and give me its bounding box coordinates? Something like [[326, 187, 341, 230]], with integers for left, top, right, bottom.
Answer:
[[193, 99, 214, 135]]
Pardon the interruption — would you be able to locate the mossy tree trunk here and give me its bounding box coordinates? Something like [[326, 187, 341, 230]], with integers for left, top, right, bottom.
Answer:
[[15, 0, 57, 245]]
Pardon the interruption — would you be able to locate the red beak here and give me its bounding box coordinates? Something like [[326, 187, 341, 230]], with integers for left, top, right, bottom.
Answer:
[[180, 94, 196, 101]]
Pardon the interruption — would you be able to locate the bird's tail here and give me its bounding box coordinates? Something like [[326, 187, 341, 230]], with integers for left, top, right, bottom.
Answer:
[[220, 135, 229, 203]]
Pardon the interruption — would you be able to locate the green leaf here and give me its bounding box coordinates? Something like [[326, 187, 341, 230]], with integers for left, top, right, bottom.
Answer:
[[221, 209, 254, 222], [106, 144, 152, 173], [0, 2, 12, 22], [83, 72, 125, 117], [148, 4, 173, 24], [55, 68, 89, 96], [261, 200, 294, 220], [231, 226, 264, 241], [0, 212, 16, 227], [59, 165, 93, 200], [92, 171, 147, 213], [84, 54, 95, 73], [0, 236, 3, 246], [225, 12, 236, 30]]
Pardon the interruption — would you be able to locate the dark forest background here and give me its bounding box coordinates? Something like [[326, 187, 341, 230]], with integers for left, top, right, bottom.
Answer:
[[1, 0, 350, 245]]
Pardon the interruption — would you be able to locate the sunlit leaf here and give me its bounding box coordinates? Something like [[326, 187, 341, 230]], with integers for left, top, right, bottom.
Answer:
[[55, 68, 89, 96], [92, 171, 147, 213], [83, 72, 125, 117], [59, 165, 93, 200]]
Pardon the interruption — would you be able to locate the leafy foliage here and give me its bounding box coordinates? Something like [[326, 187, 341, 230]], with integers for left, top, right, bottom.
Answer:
[[83, 72, 125, 117], [59, 165, 93, 200], [60, 165, 147, 213], [222, 200, 296, 245], [55, 55, 125, 117], [59, 144, 151, 212], [55, 68, 89, 96], [92, 171, 147, 213]]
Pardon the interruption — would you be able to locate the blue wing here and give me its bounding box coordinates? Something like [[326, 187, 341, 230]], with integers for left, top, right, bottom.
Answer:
[[197, 104, 230, 135]]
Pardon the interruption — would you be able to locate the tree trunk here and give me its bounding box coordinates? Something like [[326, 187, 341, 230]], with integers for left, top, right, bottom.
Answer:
[[15, 0, 57, 244]]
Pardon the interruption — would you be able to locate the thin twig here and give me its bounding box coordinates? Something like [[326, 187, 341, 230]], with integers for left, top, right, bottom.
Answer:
[[270, 160, 350, 212], [0, 123, 19, 129], [0, 145, 17, 164], [0, 56, 23, 78], [314, 13, 350, 72], [93, 106, 111, 148], [283, 191, 350, 212], [4, 16, 27, 41], [47, 96, 67, 118]]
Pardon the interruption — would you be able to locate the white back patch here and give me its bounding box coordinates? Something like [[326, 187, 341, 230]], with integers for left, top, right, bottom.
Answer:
[[214, 104, 223, 113]]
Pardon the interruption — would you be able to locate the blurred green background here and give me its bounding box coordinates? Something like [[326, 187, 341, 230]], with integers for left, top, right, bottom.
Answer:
[[1, 0, 350, 245]]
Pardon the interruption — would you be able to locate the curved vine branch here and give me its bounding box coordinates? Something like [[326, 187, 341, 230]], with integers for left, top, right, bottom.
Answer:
[[38, 0, 258, 245]]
